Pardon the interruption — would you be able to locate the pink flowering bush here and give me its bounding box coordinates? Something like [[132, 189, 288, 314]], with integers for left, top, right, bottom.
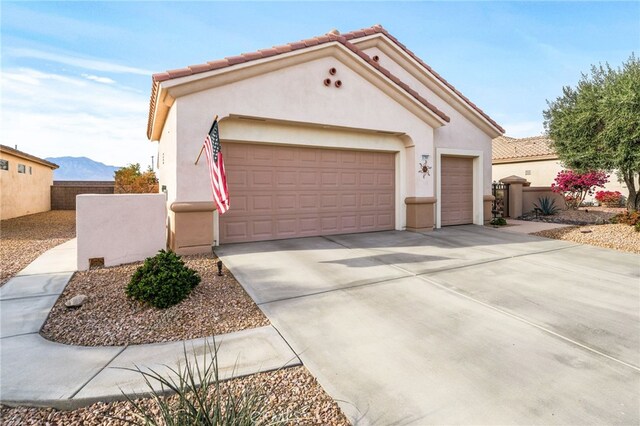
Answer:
[[551, 170, 609, 209], [595, 190, 623, 207]]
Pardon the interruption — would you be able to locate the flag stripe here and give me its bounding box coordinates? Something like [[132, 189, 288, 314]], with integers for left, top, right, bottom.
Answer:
[[202, 120, 229, 214]]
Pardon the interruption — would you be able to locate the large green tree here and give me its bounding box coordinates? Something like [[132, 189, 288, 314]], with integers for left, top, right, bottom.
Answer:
[[543, 54, 640, 210]]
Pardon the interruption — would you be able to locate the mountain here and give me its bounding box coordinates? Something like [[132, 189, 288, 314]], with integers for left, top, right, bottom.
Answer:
[[46, 156, 121, 181]]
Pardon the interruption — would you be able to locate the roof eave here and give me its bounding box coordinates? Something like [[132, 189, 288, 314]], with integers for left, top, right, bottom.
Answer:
[[148, 41, 449, 140], [350, 32, 504, 138]]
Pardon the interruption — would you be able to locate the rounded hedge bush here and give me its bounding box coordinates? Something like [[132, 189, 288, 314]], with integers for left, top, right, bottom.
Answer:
[[126, 250, 200, 309]]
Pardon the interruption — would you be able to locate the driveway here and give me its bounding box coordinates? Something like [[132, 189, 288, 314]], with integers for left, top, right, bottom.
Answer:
[[216, 225, 640, 425]]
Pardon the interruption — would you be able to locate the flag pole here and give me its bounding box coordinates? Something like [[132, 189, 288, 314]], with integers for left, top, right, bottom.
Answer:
[[195, 115, 219, 165]]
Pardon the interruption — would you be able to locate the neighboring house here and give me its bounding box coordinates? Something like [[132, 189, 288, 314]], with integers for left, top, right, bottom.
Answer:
[[147, 25, 504, 253], [492, 135, 627, 199], [0, 145, 59, 220]]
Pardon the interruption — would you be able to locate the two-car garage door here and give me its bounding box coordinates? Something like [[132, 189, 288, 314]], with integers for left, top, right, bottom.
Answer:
[[219, 143, 395, 244]]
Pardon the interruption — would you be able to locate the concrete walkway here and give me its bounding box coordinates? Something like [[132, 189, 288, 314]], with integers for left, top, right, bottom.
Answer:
[[217, 226, 640, 425], [0, 239, 299, 409], [491, 219, 572, 234]]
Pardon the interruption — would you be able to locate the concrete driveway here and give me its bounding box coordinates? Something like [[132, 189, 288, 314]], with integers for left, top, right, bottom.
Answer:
[[216, 225, 640, 425]]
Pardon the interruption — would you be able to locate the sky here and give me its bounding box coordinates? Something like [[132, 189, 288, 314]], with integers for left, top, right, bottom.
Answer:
[[1, 1, 638, 168]]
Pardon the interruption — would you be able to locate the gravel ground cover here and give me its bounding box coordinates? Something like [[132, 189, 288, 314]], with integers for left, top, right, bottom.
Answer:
[[519, 206, 639, 254], [0, 210, 75, 285], [532, 223, 640, 254], [519, 206, 624, 225], [41, 254, 269, 345], [0, 366, 351, 426]]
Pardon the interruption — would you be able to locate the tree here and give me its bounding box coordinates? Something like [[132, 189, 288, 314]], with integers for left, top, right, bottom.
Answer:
[[551, 170, 608, 209], [543, 54, 640, 210], [114, 163, 158, 193]]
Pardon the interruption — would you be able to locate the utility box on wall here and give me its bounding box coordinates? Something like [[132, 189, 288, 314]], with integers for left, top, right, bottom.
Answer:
[[76, 193, 167, 271]]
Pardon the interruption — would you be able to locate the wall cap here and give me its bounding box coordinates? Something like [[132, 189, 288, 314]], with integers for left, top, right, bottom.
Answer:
[[499, 175, 529, 185], [404, 197, 436, 205], [170, 201, 216, 212], [483, 194, 495, 201]]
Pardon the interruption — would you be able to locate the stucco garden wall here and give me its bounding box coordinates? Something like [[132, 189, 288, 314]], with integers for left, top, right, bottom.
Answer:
[[0, 151, 54, 220], [76, 194, 167, 271], [493, 160, 628, 203]]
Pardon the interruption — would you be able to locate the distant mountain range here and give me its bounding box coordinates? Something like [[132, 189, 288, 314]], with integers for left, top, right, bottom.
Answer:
[[46, 156, 121, 181]]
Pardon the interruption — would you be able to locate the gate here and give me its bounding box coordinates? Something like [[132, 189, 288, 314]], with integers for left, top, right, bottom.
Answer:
[[492, 182, 509, 218]]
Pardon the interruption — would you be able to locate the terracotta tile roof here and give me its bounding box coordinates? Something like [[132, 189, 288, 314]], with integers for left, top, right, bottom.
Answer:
[[492, 135, 557, 162], [0, 144, 59, 169], [147, 25, 503, 138]]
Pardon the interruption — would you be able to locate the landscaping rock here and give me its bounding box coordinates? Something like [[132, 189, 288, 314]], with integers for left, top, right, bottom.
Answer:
[[65, 294, 87, 308]]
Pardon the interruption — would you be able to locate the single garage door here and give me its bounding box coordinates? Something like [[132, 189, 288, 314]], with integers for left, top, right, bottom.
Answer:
[[441, 156, 473, 226], [220, 143, 395, 243]]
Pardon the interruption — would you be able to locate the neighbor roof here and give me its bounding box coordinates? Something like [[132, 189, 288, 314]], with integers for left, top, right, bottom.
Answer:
[[0, 145, 59, 169], [492, 135, 557, 163], [147, 25, 504, 139]]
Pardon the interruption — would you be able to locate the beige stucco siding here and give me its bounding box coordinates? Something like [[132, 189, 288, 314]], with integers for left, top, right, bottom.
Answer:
[[170, 54, 438, 231], [362, 46, 494, 196], [0, 151, 54, 220]]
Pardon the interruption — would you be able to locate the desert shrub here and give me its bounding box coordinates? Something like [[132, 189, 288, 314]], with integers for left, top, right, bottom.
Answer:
[[115, 163, 159, 193], [491, 217, 507, 226], [611, 211, 640, 227], [533, 196, 559, 215], [551, 170, 608, 209], [118, 341, 295, 425], [126, 250, 200, 309], [595, 190, 623, 207]]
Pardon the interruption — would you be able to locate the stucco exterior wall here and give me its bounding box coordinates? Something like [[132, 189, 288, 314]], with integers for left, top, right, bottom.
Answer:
[[493, 160, 629, 202], [170, 54, 438, 232], [362, 46, 494, 196], [76, 194, 167, 271], [0, 151, 54, 220], [157, 104, 178, 202]]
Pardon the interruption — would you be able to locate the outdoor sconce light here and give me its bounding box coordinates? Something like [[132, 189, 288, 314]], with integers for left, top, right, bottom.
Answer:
[[217, 260, 223, 276], [418, 154, 431, 178]]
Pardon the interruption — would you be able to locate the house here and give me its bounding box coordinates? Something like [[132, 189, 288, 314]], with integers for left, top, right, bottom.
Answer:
[[0, 145, 59, 220], [492, 135, 627, 199], [147, 25, 504, 253]]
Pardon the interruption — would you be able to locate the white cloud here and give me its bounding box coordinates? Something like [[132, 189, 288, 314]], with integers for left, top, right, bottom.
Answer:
[[502, 121, 545, 138], [1, 68, 156, 167], [82, 74, 116, 84], [6, 47, 153, 76]]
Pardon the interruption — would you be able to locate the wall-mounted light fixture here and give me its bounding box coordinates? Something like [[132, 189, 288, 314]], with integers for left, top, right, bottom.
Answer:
[[418, 154, 431, 178]]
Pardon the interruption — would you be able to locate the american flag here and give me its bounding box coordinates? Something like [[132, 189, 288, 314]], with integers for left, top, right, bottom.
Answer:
[[203, 119, 230, 214]]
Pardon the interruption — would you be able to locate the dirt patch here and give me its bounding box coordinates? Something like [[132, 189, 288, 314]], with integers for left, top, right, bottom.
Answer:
[[532, 223, 640, 254], [0, 211, 76, 285], [0, 365, 351, 426], [40, 253, 269, 346]]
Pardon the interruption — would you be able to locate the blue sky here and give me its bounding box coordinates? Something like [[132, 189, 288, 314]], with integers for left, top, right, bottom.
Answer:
[[2, 1, 638, 168]]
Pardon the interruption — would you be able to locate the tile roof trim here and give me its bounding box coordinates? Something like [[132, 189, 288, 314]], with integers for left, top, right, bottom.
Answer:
[[147, 29, 452, 139], [349, 26, 504, 134], [0, 144, 59, 169]]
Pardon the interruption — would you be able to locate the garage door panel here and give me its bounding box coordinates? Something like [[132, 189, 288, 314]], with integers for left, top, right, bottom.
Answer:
[[298, 171, 318, 186], [220, 143, 395, 243], [441, 156, 473, 226]]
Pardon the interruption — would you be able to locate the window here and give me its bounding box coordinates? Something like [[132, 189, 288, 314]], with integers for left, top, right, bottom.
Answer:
[[525, 170, 532, 176], [17, 164, 26, 174], [29, 166, 32, 175], [0, 160, 7, 171]]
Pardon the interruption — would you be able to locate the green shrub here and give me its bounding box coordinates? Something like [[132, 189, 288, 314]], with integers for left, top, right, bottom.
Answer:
[[126, 250, 200, 309], [635, 222, 640, 232], [491, 217, 507, 226], [533, 196, 560, 216]]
